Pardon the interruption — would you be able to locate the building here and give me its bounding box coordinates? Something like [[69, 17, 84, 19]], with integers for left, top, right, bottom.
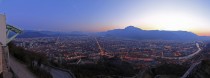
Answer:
[[0, 14, 7, 46], [0, 14, 7, 75]]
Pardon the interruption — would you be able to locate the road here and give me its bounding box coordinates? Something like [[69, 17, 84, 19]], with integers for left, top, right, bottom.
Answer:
[[10, 56, 37, 78], [50, 68, 73, 78], [181, 61, 201, 78], [95, 37, 105, 56]]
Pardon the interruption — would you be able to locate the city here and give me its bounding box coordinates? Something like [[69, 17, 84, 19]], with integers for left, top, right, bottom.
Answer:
[[1, 0, 210, 78], [13, 36, 205, 69]]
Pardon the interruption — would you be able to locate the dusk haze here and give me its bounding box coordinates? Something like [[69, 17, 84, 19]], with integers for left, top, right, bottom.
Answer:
[[0, 0, 210, 36]]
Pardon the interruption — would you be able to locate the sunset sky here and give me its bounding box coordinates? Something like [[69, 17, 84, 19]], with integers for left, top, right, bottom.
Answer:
[[0, 0, 210, 36]]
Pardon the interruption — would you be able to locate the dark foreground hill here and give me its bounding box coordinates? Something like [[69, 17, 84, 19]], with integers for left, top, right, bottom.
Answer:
[[139, 60, 210, 78], [186, 60, 210, 78], [10, 26, 210, 40], [63, 56, 137, 78]]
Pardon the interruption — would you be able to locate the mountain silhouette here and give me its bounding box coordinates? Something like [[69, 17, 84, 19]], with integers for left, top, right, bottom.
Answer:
[[13, 26, 210, 40], [100, 26, 209, 40]]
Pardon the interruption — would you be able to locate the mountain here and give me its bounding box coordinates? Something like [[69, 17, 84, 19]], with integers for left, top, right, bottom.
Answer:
[[11, 26, 210, 40], [100, 26, 210, 40], [16, 30, 50, 38], [9, 30, 87, 38]]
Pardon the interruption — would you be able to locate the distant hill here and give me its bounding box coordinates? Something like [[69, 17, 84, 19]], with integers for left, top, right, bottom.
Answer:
[[11, 26, 210, 40], [9, 30, 87, 38], [100, 26, 210, 41], [17, 30, 51, 38]]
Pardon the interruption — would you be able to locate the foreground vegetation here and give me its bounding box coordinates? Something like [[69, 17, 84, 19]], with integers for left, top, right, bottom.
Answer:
[[49, 55, 138, 78], [8, 42, 52, 78], [67, 58, 137, 78]]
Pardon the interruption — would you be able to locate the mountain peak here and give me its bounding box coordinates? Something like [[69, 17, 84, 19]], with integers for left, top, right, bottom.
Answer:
[[101, 25, 209, 40], [125, 26, 142, 30]]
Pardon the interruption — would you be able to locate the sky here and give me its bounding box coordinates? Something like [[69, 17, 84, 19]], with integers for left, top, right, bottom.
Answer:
[[0, 0, 210, 36]]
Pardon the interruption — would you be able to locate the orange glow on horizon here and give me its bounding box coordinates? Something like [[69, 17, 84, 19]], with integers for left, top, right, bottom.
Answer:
[[195, 32, 210, 36], [100, 26, 210, 36], [82, 24, 209, 36]]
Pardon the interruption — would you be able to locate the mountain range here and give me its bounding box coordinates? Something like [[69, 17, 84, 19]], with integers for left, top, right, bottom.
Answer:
[[10, 30, 87, 38], [100, 26, 210, 40], [13, 26, 210, 41]]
